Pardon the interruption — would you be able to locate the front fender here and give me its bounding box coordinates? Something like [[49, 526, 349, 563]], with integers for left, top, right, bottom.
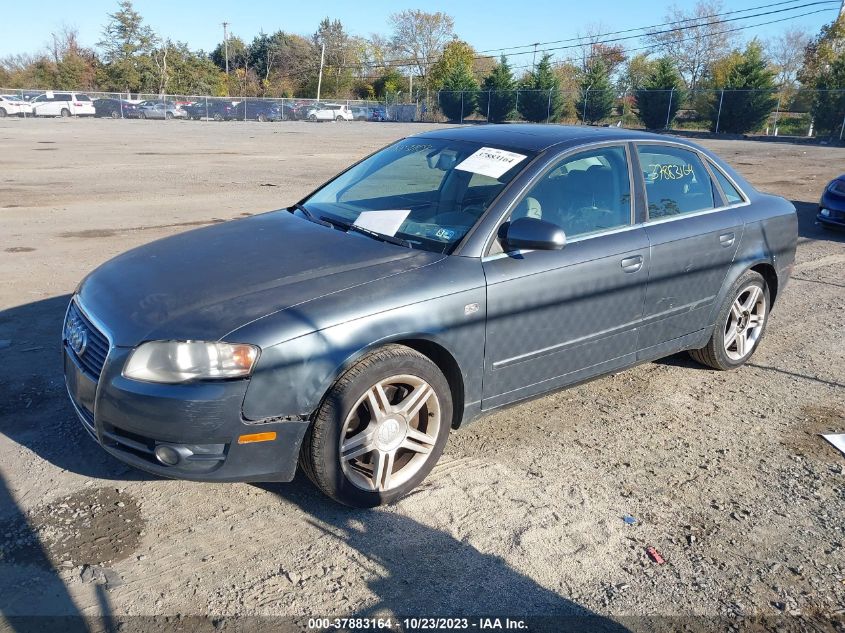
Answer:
[[241, 287, 486, 423]]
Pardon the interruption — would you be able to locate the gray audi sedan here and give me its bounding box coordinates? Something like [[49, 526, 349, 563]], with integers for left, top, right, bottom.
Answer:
[[63, 125, 797, 507]]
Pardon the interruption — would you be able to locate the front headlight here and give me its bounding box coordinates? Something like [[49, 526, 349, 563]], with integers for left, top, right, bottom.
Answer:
[[820, 208, 831, 217], [123, 341, 259, 383]]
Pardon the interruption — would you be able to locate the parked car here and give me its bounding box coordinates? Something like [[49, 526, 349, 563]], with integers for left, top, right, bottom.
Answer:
[[307, 103, 353, 121], [0, 94, 33, 117], [31, 91, 95, 117], [230, 100, 284, 122], [137, 101, 187, 120], [182, 100, 236, 121], [63, 125, 797, 507], [93, 98, 141, 119], [817, 174, 845, 230], [369, 107, 387, 122], [350, 106, 369, 121], [290, 102, 314, 120]]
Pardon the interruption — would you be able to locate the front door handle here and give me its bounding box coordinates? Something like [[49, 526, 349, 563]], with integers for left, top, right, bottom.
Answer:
[[719, 232, 736, 247], [621, 255, 644, 273]]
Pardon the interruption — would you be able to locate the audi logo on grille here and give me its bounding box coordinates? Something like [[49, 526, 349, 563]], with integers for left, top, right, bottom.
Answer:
[[66, 315, 88, 357]]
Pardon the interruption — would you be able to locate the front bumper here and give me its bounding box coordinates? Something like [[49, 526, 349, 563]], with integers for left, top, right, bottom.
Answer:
[[63, 327, 310, 483]]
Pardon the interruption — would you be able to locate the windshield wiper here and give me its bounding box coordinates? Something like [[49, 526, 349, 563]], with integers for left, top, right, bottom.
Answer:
[[320, 216, 413, 249], [290, 202, 331, 228]]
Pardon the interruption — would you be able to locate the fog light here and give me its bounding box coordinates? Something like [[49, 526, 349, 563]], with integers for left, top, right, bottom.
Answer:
[[820, 208, 831, 217], [154, 444, 181, 466]]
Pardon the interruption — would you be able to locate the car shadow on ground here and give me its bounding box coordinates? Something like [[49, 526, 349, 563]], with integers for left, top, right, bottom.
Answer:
[[259, 478, 629, 633], [0, 294, 153, 482], [0, 470, 94, 632]]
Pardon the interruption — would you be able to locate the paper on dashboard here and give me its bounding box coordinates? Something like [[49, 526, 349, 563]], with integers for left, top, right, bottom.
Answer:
[[455, 147, 528, 179], [353, 210, 411, 236]]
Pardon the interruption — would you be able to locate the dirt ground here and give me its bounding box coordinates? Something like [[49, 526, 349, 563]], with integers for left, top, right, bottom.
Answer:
[[0, 118, 843, 629]]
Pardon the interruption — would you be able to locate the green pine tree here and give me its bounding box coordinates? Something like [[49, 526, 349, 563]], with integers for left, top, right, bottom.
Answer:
[[636, 57, 686, 129], [811, 55, 845, 136], [710, 41, 777, 134], [518, 54, 563, 123], [438, 60, 478, 121], [478, 55, 516, 123], [576, 58, 614, 124]]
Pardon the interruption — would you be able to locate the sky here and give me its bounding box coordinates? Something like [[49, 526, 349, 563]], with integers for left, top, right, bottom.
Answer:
[[0, 0, 840, 62]]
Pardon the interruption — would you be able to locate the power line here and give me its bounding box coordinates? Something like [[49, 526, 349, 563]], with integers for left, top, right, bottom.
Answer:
[[351, 0, 837, 71], [503, 7, 835, 72], [473, 0, 828, 55]]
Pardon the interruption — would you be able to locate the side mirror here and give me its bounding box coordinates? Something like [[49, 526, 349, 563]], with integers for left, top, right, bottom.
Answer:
[[504, 217, 566, 251]]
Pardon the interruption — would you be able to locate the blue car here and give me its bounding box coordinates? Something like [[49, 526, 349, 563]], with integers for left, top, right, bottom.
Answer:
[[818, 174, 845, 229], [63, 125, 798, 507]]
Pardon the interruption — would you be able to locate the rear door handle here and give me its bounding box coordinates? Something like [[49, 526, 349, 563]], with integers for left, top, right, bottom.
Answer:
[[719, 232, 735, 247], [621, 255, 644, 273]]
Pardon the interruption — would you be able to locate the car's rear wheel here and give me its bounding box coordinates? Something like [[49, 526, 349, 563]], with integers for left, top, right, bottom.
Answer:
[[110, 110, 119, 119], [257, 113, 267, 122], [336, 115, 345, 122], [60, 108, 71, 118], [165, 111, 173, 120], [689, 270, 769, 370], [0, 107, 7, 118], [139, 112, 146, 120], [308, 114, 317, 121], [213, 112, 223, 121], [300, 344, 452, 507]]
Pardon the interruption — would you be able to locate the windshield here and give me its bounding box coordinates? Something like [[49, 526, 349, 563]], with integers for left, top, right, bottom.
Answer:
[[301, 138, 534, 253]]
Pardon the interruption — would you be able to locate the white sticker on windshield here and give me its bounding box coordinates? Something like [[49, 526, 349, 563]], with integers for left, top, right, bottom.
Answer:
[[353, 210, 410, 236], [455, 147, 527, 179]]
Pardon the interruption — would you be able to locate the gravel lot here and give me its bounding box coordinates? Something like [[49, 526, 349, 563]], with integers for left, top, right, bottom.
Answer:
[[0, 118, 843, 629]]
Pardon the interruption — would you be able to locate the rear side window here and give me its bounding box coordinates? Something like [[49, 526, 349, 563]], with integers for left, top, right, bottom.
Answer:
[[76, 95, 91, 101], [709, 162, 745, 205], [637, 145, 715, 219]]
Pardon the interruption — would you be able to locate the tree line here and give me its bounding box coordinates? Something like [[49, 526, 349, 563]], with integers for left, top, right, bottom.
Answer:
[[1, 0, 844, 135]]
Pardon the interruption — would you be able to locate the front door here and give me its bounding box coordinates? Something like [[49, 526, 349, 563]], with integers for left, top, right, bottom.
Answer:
[[482, 144, 649, 409]]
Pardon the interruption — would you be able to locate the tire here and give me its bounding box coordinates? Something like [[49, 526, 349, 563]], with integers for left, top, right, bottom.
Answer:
[[60, 108, 71, 118], [0, 107, 7, 118], [689, 270, 770, 371], [139, 112, 146, 120], [300, 344, 452, 507], [308, 114, 317, 121], [336, 115, 345, 122], [257, 113, 267, 122], [213, 112, 223, 121], [165, 111, 173, 120]]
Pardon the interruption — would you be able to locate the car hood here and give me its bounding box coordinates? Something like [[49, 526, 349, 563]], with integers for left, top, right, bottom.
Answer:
[[77, 210, 443, 347]]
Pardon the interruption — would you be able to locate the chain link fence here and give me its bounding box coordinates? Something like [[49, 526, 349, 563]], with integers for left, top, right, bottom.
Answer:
[[3, 86, 844, 140], [434, 88, 845, 140], [0, 89, 420, 123]]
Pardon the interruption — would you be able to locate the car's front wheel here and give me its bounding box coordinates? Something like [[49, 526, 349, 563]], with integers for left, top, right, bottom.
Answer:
[[60, 108, 71, 117], [689, 269, 769, 370], [300, 345, 452, 507]]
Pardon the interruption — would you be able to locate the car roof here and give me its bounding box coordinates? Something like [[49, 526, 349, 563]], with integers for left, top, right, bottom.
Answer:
[[414, 124, 701, 153]]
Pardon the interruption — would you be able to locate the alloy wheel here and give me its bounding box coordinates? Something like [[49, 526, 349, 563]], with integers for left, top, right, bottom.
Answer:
[[724, 284, 766, 361], [338, 374, 441, 492]]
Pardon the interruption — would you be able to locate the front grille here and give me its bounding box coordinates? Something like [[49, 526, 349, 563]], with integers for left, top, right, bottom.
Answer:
[[64, 301, 110, 379]]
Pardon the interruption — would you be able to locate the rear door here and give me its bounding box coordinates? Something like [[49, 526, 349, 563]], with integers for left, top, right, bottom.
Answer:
[[482, 144, 649, 409], [634, 143, 744, 356]]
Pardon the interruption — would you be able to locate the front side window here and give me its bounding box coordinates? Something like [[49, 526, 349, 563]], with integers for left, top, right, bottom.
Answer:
[[55, 93, 71, 101], [637, 145, 715, 219], [303, 139, 535, 253], [508, 145, 632, 240]]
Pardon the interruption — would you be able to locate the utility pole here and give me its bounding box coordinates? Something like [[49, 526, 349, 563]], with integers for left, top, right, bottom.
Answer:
[[532, 43, 540, 71], [409, 72, 413, 102], [222, 22, 229, 74], [316, 42, 326, 103]]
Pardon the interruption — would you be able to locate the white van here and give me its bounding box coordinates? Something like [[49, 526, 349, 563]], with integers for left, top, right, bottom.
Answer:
[[31, 92, 96, 117]]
